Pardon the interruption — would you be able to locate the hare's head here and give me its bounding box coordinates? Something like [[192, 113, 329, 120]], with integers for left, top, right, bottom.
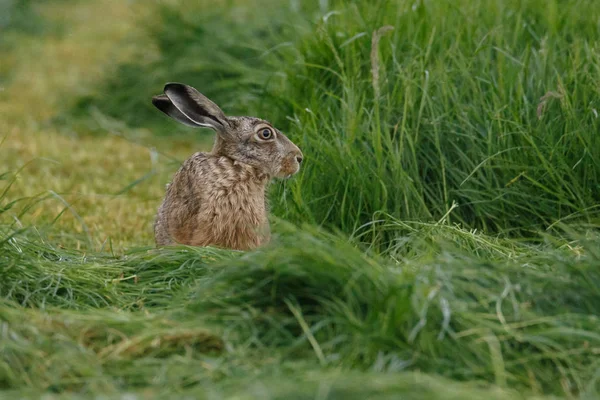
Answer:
[[152, 83, 303, 178]]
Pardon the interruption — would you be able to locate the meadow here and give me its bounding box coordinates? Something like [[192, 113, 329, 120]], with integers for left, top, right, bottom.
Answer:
[[1, 0, 599, 398]]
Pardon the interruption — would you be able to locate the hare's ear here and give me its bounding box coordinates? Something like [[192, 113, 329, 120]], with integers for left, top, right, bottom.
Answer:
[[161, 83, 230, 132], [152, 94, 205, 128]]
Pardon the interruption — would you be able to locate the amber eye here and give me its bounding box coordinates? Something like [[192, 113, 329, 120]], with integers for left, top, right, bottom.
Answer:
[[258, 128, 273, 140]]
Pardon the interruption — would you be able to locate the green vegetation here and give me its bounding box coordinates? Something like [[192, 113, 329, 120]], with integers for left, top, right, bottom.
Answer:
[[1, 0, 599, 398]]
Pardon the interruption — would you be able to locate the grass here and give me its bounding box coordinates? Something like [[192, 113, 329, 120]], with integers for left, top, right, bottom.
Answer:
[[1, 0, 600, 398]]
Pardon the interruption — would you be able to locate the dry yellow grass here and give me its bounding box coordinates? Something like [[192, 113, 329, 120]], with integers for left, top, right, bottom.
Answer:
[[3, 125, 172, 249]]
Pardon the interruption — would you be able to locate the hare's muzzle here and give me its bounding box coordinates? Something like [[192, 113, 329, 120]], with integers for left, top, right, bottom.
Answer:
[[277, 144, 303, 178]]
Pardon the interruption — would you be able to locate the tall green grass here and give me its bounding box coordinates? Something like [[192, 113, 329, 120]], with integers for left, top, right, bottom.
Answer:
[[2, 0, 600, 398], [264, 0, 600, 241]]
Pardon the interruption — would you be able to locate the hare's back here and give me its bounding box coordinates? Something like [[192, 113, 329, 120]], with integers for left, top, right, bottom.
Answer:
[[160, 152, 213, 243]]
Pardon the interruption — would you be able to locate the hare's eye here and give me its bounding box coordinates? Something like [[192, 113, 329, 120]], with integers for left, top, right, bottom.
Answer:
[[259, 128, 273, 140]]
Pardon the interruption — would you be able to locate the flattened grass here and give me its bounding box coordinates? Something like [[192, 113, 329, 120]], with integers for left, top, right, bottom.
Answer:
[[0, 302, 223, 392], [2, 220, 599, 397], [189, 223, 600, 395]]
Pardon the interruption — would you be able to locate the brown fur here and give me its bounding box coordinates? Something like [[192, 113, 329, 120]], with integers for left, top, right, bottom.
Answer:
[[151, 83, 302, 250]]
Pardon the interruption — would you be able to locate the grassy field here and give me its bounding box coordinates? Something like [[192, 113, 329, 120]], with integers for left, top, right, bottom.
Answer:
[[1, 0, 599, 398]]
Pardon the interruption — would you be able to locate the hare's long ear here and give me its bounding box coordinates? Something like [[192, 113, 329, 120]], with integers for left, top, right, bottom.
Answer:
[[152, 94, 205, 128], [161, 83, 230, 132]]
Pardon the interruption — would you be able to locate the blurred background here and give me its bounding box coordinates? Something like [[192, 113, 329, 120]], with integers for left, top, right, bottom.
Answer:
[[0, 0, 316, 248]]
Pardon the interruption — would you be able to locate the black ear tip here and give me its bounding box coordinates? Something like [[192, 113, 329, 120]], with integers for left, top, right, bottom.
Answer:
[[163, 82, 188, 94]]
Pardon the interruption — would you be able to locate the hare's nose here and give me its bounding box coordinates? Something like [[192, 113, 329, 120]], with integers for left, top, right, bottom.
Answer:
[[296, 155, 303, 164]]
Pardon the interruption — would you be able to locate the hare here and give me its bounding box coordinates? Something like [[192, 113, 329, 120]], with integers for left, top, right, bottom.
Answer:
[[151, 83, 303, 250]]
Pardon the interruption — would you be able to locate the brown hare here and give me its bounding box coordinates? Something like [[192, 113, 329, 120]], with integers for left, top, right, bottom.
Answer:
[[151, 83, 303, 250]]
